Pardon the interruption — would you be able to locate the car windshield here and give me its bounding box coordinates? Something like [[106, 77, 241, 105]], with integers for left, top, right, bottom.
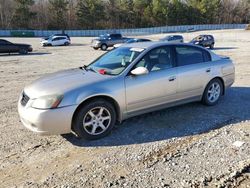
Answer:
[[126, 39, 137, 43], [87, 47, 144, 75], [162, 36, 171, 40], [192, 36, 204, 42], [99, 34, 109, 39]]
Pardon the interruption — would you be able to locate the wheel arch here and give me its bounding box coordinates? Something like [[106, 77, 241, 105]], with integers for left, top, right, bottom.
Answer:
[[206, 76, 225, 95], [101, 43, 108, 49], [71, 95, 121, 130]]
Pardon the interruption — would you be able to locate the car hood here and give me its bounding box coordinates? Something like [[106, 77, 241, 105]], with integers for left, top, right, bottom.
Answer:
[[92, 38, 106, 42], [190, 40, 200, 43], [41, 39, 49, 43], [24, 68, 109, 99]]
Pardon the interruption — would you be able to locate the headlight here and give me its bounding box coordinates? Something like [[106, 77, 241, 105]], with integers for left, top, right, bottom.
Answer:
[[32, 95, 63, 109]]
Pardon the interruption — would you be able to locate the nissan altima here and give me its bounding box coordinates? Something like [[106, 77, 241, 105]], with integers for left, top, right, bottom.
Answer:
[[18, 42, 235, 140]]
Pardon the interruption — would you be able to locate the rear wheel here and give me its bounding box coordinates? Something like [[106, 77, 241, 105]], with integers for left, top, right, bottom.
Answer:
[[101, 44, 108, 51], [202, 78, 223, 106], [93, 47, 98, 50], [19, 48, 28, 55], [72, 99, 116, 140]]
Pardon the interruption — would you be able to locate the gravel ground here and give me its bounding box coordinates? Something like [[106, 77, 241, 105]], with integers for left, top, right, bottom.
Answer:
[[0, 29, 249, 188]]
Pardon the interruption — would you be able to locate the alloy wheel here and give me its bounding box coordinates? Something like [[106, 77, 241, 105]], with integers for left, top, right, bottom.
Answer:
[[207, 82, 221, 103], [83, 107, 111, 135]]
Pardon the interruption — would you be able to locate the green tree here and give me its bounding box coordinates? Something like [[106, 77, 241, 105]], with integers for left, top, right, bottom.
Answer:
[[76, 0, 104, 29], [187, 0, 220, 24], [151, 0, 168, 26], [48, 0, 69, 29], [11, 0, 36, 29]]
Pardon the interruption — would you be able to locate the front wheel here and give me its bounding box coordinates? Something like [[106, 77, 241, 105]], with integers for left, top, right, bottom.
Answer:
[[72, 99, 116, 140], [101, 44, 108, 51], [202, 78, 223, 106], [210, 43, 214, 49]]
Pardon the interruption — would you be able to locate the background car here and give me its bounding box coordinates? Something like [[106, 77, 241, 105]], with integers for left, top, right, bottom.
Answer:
[[91, 33, 129, 50], [190, 35, 215, 49], [18, 42, 235, 140], [42, 34, 71, 41], [114, 38, 151, 48], [0, 39, 32, 54], [41, 36, 71, 46], [160, 35, 184, 43]]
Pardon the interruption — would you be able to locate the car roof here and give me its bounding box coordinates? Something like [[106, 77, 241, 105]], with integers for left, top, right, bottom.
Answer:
[[165, 35, 183, 37], [199, 34, 213, 37], [121, 41, 201, 49], [52, 36, 67, 39]]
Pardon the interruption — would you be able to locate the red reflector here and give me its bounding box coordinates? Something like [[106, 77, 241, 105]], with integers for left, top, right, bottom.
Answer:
[[99, 69, 106, 75]]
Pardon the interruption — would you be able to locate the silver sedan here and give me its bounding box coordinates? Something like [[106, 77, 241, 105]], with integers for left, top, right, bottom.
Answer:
[[18, 42, 235, 140]]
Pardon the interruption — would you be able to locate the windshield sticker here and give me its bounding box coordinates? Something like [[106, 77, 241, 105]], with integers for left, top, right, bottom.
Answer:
[[130, 48, 145, 52]]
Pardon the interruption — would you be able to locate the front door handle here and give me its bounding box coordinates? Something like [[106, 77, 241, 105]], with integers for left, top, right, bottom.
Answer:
[[169, 76, 176, 82], [206, 68, 211, 73]]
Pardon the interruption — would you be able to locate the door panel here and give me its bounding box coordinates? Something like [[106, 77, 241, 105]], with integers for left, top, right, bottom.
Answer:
[[174, 45, 213, 99], [8, 44, 19, 52], [176, 62, 212, 99], [125, 68, 177, 113]]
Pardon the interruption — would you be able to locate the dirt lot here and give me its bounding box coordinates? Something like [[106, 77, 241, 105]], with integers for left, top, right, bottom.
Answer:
[[0, 29, 250, 188]]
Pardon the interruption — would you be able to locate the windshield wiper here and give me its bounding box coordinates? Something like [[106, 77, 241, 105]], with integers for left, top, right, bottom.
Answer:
[[86, 66, 97, 73], [79, 65, 87, 70]]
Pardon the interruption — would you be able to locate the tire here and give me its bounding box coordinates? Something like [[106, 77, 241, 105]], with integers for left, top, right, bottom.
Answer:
[[202, 78, 223, 106], [64, 42, 69, 46], [210, 43, 214, 49], [93, 47, 98, 50], [72, 99, 116, 140], [101, 44, 108, 51], [19, 48, 28, 55]]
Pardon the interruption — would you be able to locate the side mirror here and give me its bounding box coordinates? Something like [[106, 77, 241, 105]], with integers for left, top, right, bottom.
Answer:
[[131, 67, 149, 76]]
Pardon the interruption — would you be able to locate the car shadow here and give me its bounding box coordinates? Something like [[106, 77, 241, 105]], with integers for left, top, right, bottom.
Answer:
[[70, 43, 89, 47], [212, 47, 238, 50], [0, 52, 51, 57], [62, 86, 250, 147]]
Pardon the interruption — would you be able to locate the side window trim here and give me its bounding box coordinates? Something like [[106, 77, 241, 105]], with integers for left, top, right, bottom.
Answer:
[[174, 45, 211, 67], [126, 45, 176, 76]]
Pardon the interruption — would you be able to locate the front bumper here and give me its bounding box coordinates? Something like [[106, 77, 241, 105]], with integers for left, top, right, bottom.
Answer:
[[40, 42, 49, 46], [91, 41, 101, 48], [18, 99, 77, 135]]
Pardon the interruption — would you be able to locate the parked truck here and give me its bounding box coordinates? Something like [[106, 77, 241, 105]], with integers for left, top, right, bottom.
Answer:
[[91, 33, 130, 51]]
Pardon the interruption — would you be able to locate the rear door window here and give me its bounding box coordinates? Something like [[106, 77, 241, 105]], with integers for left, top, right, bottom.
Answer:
[[175, 46, 211, 66]]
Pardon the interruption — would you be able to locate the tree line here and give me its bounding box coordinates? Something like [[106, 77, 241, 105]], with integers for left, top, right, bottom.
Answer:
[[0, 0, 249, 30]]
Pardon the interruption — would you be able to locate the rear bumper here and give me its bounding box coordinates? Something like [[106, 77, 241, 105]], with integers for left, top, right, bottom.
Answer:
[[223, 73, 235, 89], [18, 100, 77, 135]]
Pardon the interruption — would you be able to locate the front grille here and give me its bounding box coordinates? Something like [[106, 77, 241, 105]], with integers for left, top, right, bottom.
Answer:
[[21, 92, 30, 106]]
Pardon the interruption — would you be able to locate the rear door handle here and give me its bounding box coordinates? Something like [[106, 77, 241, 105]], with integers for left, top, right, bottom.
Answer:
[[206, 68, 211, 73], [169, 76, 176, 82]]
